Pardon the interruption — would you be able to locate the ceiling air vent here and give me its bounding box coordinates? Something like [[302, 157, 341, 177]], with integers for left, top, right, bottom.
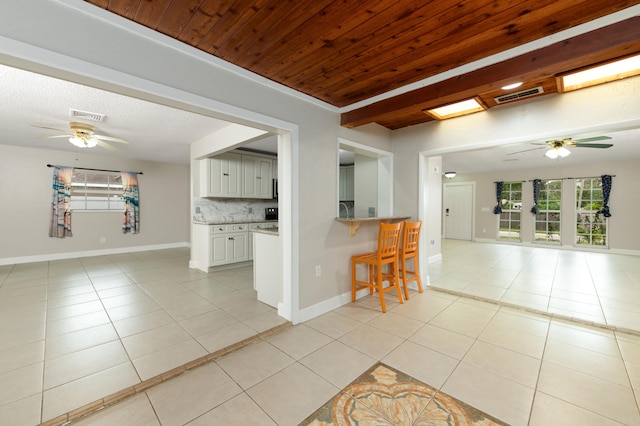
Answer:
[[69, 108, 105, 122], [494, 86, 544, 104]]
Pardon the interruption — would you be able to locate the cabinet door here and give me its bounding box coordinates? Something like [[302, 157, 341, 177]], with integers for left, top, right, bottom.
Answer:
[[242, 155, 272, 199], [257, 158, 272, 198], [227, 232, 248, 262], [202, 153, 242, 197], [210, 234, 229, 265], [339, 165, 354, 201]]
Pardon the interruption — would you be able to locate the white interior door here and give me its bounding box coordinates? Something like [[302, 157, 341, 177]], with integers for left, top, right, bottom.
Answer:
[[444, 183, 474, 240]]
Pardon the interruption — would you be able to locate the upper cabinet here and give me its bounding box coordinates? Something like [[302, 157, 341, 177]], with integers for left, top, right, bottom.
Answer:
[[200, 151, 274, 199], [200, 152, 242, 197], [339, 165, 354, 201], [242, 154, 273, 199]]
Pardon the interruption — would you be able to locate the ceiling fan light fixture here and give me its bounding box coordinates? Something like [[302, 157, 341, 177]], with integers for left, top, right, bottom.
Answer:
[[424, 98, 486, 120], [444, 171, 456, 179], [558, 53, 640, 92], [69, 136, 87, 148], [545, 146, 571, 159]]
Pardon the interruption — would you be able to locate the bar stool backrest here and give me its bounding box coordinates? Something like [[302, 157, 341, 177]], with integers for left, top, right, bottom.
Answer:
[[402, 221, 421, 255], [377, 222, 402, 261]]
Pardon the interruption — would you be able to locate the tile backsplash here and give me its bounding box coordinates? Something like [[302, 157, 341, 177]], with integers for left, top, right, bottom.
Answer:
[[193, 198, 277, 223]]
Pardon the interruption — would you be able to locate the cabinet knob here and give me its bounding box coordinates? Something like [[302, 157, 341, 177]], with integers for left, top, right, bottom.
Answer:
[[223, 173, 229, 176], [228, 237, 234, 240]]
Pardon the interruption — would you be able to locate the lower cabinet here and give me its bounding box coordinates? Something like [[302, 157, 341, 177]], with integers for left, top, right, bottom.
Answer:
[[209, 224, 248, 266], [248, 222, 274, 261]]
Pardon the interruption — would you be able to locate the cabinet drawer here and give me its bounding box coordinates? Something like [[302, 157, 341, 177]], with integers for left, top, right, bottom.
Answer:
[[209, 223, 248, 233], [210, 225, 231, 233]]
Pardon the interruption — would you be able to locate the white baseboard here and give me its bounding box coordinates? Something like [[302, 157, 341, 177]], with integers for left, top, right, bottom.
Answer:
[[0, 242, 190, 266], [472, 238, 640, 256], [298, 288, 374, 323], [297, 275, 430, 323]]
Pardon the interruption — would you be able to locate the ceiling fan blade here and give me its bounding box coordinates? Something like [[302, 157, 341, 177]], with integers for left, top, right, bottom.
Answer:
[[573, 136, 612, 143], [31, 124, 67, 132], [43, 134, 72, 139], [94, 134, 128, 144], [574, 143, 613, 148], [96, 140, 117, 152], [507, 146, 544, 155]]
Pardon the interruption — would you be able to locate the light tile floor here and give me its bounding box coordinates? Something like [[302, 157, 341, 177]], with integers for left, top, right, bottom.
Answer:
[[2, 242, 640, 425], [431, 240, 640, 332], [0, 248, 287, 425]]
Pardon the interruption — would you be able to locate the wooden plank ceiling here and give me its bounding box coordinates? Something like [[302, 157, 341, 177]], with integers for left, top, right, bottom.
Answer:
[[85, 0, 640, 129]]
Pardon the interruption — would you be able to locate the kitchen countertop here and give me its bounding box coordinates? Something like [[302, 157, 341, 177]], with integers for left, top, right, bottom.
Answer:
[[335, 215, 411, 237], [193, 219, 278, 225], [252, 227, 279, 236]]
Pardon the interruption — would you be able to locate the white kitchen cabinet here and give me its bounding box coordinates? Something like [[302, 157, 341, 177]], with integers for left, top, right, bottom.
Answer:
[[242, 154, 273, 198], [339, 165, 354, 201], [253, 231, 281, 308], [209, 224, 248, 266], [200, 153, 242, 198], [248, 222, 277, 260]]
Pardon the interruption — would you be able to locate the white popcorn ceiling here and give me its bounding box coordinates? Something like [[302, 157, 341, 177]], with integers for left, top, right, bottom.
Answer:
[[0, 64, 276, 165]]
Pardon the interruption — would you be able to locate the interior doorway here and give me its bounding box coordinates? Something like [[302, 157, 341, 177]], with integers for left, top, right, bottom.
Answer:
[[444, 182, 474, 240]]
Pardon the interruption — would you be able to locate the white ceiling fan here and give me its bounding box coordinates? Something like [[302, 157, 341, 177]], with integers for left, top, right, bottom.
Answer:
[[33, 121, 128, 151], [508, 136, 613, 159]]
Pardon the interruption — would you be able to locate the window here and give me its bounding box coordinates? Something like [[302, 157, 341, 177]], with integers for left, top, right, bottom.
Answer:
[[498, 181, 522, 241], [534, 180, 562, 243], [71, 170, 124, 211], [576, 178, 607, 246]]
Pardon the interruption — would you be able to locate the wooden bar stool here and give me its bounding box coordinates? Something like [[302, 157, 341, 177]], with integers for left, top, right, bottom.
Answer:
[[351, 222, 404, 312], [399, 220, 423, 300]]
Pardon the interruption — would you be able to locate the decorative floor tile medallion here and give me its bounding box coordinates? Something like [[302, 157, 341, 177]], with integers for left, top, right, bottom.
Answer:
[[301, 362, 508, 425]]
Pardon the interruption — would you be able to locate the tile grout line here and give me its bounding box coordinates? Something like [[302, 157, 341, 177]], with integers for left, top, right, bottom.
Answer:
[[612, 329, 640, 420], [37, 321, 291, 426], [428, 286, 640, 337]]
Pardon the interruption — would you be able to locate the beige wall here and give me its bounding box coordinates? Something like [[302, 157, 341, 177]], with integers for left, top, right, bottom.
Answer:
[[0, 144, 189, 262], [450, 159, 640, 251]]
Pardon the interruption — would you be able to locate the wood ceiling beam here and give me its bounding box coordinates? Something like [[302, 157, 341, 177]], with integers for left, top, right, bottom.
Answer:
[[341, 17, 640, 129]]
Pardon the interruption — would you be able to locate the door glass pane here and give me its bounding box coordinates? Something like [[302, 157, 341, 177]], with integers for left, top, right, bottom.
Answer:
[[534, 180, 561, 244], [576, 178, 608, 247], [498, 182, 522, 241]]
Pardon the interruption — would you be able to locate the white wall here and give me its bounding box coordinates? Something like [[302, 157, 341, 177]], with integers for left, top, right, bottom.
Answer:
[[425, 156, 443, 259], [0, 144, 189, 263]]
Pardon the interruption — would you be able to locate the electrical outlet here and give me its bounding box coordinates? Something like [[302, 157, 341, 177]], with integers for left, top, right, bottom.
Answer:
[[248, 207, 253, 213], [315, 265, 321, 277]]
